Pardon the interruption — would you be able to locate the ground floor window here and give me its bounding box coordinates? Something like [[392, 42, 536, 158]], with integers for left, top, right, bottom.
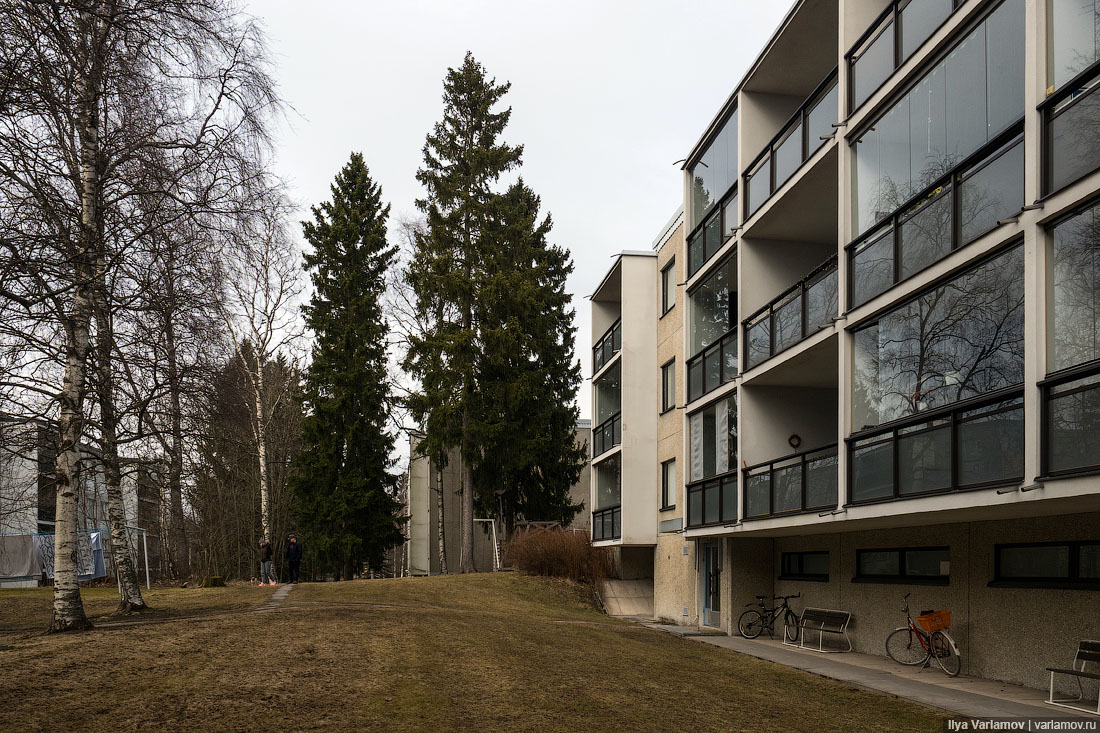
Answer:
[[854, 546, 949, 585], [779, 551, 829, 582], [992, 541, 1100, 589]]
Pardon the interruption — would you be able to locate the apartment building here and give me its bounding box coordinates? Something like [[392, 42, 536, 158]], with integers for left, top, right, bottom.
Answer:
[[590, 0, 1100, 690]]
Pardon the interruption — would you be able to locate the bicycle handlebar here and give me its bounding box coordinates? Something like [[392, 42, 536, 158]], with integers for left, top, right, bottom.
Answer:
[[773, 593, 801, 601]]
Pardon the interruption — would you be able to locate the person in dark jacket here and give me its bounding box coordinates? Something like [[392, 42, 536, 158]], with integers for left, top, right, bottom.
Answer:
[[286, 534, 302, 584], [259, 539, 275, 585]]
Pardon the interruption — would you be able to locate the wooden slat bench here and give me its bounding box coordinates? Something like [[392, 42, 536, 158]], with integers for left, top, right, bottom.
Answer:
[[797, 607, 852, 653], [1047, 640, 1100, 715]]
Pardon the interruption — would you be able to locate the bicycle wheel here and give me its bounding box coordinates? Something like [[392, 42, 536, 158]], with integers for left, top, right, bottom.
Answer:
[[738, 610, 766, 639], [885, 627, 927, 665], [930, 630, 961, 677], [783, 610, 799, 643]]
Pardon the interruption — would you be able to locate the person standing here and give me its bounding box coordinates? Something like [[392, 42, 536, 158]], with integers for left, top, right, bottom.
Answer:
[[286, 534, 302, 584], [259, 539, 275, 585]]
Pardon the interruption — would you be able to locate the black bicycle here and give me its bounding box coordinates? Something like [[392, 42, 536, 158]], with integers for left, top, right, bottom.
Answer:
[[738, 593, 801, 641]]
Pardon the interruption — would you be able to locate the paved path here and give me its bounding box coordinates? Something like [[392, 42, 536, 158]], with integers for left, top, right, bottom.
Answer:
[[674, 631, 1092, 720], [254, 583, 294, 613]]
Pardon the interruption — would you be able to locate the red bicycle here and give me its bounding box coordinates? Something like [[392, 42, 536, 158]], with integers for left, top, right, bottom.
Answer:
[[884, 592, 961, 676]]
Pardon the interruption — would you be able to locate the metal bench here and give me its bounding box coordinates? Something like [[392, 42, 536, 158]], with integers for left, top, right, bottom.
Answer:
[[797, 607, 852, 653], [1047, 640, 1100, 715]]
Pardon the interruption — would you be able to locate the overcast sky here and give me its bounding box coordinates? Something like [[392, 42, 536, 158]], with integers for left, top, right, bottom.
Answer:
[[244, 0, 791, 421]]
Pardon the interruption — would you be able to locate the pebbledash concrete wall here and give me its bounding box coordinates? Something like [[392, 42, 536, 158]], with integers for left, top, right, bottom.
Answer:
[[722, 511, 1100, 691], [653, 219, 693, 624]]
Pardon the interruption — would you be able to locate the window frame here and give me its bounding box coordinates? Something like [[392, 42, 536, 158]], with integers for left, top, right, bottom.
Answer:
[[660, 359, 676, 414], [1041, 61, 1100, 198], [779, 551, 830, 582], [660, 258, 676, 316], [853, 546, 950, 585], [990, 540, 1100, 589], [1039, 360, 1100, 479], [686, 255, 738, 403], [660, 459, 677, 511]]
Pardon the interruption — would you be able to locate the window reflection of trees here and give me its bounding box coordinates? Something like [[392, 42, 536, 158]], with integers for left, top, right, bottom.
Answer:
[[853, 246, 1024, 430], [1052, 203, 1100, 371]]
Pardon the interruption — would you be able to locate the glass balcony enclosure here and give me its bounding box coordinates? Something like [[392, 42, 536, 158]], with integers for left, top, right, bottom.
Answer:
[[687, 257, 737, 402], [592, 318, 621, 373], [744, 255, 838, 371], [593, 361, 621, 457], [593, 454, 622, 541], [743, 445, 838, 519]]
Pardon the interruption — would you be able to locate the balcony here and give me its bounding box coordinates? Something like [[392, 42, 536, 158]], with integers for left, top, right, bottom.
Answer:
[[743, 70, 838, 221], [744, 255, 838, 372], [592, 505, 621, 541], [847, 0, 962, 114], [686, 331, 737, 403], [743, 444, 838, 519], [686, 473, 738, 529], [592, 318, 621, 373], [592, 412, 621, 457]]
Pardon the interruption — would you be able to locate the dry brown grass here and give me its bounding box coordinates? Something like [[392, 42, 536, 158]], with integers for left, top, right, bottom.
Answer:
[[505, 528, 613, 584], [0, 574, 946, 732]]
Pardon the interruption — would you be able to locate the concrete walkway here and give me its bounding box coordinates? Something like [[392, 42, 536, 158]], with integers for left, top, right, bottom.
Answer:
[[254, 583, 293, 613], [648, 625, 1093, 720]]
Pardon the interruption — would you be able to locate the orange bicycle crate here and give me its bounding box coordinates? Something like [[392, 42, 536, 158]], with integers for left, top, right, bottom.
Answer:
[[916, 610, 951, 632]]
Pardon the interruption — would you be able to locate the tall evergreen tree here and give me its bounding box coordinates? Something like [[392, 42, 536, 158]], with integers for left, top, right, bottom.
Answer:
[[474, 181, 587, 535], [293, 153, 404, 579], [405, 52, 521, 573]]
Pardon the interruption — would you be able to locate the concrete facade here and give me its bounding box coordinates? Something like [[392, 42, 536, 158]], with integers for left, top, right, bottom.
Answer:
[[587, 0, 1100, 692]]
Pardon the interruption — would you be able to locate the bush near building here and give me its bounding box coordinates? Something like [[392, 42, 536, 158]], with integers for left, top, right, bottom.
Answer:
[[505, 529, 612, 585]]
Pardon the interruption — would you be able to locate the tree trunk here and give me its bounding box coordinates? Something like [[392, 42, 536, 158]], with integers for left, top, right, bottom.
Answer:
[[162, 282, 190, 580], [92, 275, 147, 612], [253, 359, 270, 542], [459, 417, 476, 574], [435, 463, 447, 575]]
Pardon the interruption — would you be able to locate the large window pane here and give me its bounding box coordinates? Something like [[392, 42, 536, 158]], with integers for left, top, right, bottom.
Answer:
[[999, 545, 1070, 578], [746, 157, 770, 216], [909, 64, 947, 191], [595, 455, 621, 509], [774, 123, 803, 189], [773, 292, 803, 354], [899, 185, 952, 279], [745, 473, 770, 517], [689, 257, 736, 355], [689, 395, 737, 482], [1048, 0, 1100, 92], [721, 477, 737, 522], [806, 453, 838, 508], [897, 423, 952, 494], [852, 228, 894, 306], [773, 463, 802, 513], [960, 138, 1024, 244], [957, 401, 1024, 485], [853, 21, 895, 111], [1050, 87, 1100, 209], [690, 109, 739, 229], [945, 22, 987, 163], [746, 316, 771, 370], [704, 481, 720, 525], [859, 550, 900, 576], [986, 0, 1025, 135], [594, 361, 621, 424], [807, 82, 838, 155], [901, 0, 953, 58], [905, 547, 949, 577], [1047, 372, 1100, 473], [1051, 199, 1100, 371], [807, 266, 838, 332], [852, 245, 1024, 428]]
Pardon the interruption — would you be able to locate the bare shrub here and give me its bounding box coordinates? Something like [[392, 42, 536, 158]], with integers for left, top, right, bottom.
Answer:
[[505, 528, 612, 586]]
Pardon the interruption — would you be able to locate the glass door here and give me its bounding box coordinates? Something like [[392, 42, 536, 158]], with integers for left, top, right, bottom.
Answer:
[[702, 541, 721, 627]]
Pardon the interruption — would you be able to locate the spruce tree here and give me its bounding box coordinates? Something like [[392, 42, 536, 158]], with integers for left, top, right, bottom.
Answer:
[[474, 181, 587, 535], [405, 52, 521, 573], [293, 152, 404, 578]]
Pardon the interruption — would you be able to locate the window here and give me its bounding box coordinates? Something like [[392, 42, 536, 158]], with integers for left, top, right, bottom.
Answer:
[[852, 244, 1024, 431], [660, 260, 676, 315], [688, 395, 737, 483], [855, 547, 950, 585], [1044, 371, 1100, 475], [593, 361, 621, 456], [780, 551, 830, 581], [993, 541, 1100, 588], [689, 109, 738, 230], [661, 360, 675, 414], [852, 0, 1024, 236], [850, 132, 1024, 307], [686, 476, 737, 528], [594, 454, 621, 510], [661, 459, 676, 510], [687, 257, 738, 401], [1049, 201, 1100, 372], [744, 446, 838, 518], [1047, 0, 1100, 93], [593, 319, 621, 372], [688, 207, 730, 277], [745, 256, 838, 370]]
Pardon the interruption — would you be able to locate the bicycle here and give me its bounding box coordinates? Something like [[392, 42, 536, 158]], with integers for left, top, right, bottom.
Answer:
[[738, 593, 801, 642], [884, 592, 961, 676]]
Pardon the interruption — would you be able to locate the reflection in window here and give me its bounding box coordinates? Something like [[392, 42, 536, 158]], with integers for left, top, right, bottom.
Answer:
[[689, 109, 739, 229], [689, 395, 737, 482], [1051, 201, 1100, 372], [853, 0, 1024, 235], [594, 361, 621, 425], [853, 245, 1024, 430], [1047, 0, 1100, 93], [1046, 371, 1100, 474], [959, 137, 1024, 244], [595, 454, 621, 509], [689, 257, 737, 356], [855, 547, 949, 583], [995, 541, 1100, 586]]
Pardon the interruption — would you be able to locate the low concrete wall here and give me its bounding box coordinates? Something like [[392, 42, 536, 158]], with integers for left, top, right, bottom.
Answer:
[[654, 534, 697, 625]]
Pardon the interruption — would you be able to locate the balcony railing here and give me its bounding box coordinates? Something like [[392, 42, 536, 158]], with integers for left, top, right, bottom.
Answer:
[[686, 473, 738, 529], [592, 318, 622, 373], [743, 70, 838, 220], [744, 255, 838, 371], [592, 412, 621, 457], [592, 505, 621, 541], [686, 330, 737, 404], [846, 0, 962, 113], [743, 444, 838, 519]]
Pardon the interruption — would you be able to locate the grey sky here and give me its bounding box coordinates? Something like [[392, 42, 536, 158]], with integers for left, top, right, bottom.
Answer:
[[245, 0, 791, 420]]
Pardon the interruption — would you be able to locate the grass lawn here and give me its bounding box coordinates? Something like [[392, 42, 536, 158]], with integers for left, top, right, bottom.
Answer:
[[0, 574, 945, 732]]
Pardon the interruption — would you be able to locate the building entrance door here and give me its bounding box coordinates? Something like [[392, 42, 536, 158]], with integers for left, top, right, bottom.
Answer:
[[702, 541, 721, 628]]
